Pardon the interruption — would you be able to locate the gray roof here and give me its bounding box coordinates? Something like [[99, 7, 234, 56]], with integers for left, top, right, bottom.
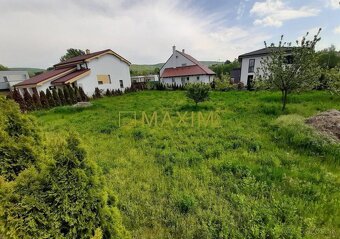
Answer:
[[238, 47, 293, 59]]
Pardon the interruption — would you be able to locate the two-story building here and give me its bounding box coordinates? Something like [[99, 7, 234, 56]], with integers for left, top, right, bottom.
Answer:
[[160, 46, 215, 85]]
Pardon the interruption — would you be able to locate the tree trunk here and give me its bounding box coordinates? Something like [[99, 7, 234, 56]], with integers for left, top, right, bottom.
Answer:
[[281, 89, 288, 111]]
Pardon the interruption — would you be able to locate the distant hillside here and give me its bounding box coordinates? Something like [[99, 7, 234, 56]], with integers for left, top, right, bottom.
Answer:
[[10, 67, 45, 77], [130, 61, 222, 76]]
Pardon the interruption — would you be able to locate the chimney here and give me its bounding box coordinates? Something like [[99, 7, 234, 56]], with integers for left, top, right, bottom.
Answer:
[[86, 49, 90, 54], [182, 49, 185, 53], [172, 45, 176, 54]]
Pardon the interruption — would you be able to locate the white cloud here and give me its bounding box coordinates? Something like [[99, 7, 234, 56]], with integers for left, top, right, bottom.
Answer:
[[334, 26, 340, 34], [327, 0, 340, 9], [0, 0, 271, 68], [250, 0, 319, 27]]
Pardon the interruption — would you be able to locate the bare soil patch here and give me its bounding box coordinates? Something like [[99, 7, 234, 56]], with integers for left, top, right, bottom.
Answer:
[[306, 109, 340, 141]]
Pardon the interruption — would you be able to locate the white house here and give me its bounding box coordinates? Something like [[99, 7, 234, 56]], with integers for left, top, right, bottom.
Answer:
[[160, 46, 215, 85], [15, 49, 131, 96], [238, 47, 293, 87], [0, 71, 29, 90]]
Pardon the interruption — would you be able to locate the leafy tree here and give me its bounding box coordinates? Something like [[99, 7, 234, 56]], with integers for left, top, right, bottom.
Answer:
[[0, 64, 9, 71], [46, 89, 56, 107], [256, 29, 322, 111], [317, 45, 340, 69], [60, 48, 85, 62], [58, 88, 66, 105], [186, 83, 210, 106], [12, 89, 26, 112], [0, 97, 40, 181], [23, 89, 35, 111], [325, 67, 340, 94], [39, 91, 49, 108], [214, 74, 233, 91], [52, 88, 61, 106], [209, 60, 240, 79]]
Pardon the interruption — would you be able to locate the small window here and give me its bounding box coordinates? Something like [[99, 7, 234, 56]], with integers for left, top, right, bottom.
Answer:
[[108, 75, 112, 84], [176, 56, 178, 59], [97, 75, 110, 84], [187, 77, 189, 81], [248, 59, 255, 73], [119, 80, 124, 88], [172, 78, 175, 83], [197, 76, 200, 81], [3, 76, 8, 82], [181, 77, 185, 84], [182, 63, 187, 67]]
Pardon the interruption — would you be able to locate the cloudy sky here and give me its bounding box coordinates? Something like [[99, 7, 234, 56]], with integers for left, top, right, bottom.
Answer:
[[0, 0, 339, 68]]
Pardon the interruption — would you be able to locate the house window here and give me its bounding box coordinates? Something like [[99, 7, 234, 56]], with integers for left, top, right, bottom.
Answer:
[[97, 75, 110, 84], [3, 76, 8, 82], [197, 76, 200, 81], [108, 75, 112, 84], [172, 78, 175, 83], [119, 80, 124, 88], [248, 59, 255, 73], [181, 77, 185, 84], [182, 63, 187, 67], [187, 77, 189, 81]]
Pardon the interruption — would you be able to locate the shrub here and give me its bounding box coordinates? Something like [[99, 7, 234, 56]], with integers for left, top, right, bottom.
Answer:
[[94, 87, 102, 98], [214, 74, 234, 91], [185, 83, 210, 106], [176, 194, 196, 214], [46, 89, 56, 107], [23, 89, 35, 111], [0, 133, 129, 238], [39, 91, 49, 108], [52, 88, 61, 106], [32, 89, 42, 109], [105, 89, 112, 97], [0, 97, 40, 181]]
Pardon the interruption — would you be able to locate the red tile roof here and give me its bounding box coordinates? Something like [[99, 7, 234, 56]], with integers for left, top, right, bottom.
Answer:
[[161, 65, 212, 78], [160, 50, 215, 78], [54, 49, 131, 68], [52, 69, 90, 85], [15, 67, 74, 87]]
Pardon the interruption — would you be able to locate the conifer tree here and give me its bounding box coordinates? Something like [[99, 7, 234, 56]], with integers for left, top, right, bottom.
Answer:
[[39, 91, 49, 108], [46, 89, 56, 107], [78, 87, 88, 102], [12, 89, 27, 112], [94, 87, 102, 98], [58, 88, 66, 105], [105, 89, 111, 97], [63, 86, 71, 104], [52, 88, 61, 106], [0, 97, 40, 181], [32, 90, 42, 110], [74, 86, 81, 102], [23, 89, 35, 111], [68, 86, 77, 104]]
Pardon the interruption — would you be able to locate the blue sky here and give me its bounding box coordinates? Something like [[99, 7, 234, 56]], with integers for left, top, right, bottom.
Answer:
[[0, 0, 339, 68]]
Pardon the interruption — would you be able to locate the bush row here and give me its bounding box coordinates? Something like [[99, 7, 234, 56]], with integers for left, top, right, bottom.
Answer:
[[7, 86, 88, 112]]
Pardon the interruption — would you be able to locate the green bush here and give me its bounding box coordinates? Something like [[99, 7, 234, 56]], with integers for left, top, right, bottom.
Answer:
[[185, 83, 210, 106]]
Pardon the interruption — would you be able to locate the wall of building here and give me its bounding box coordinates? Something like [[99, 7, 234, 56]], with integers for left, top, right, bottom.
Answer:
[[160, 48, 195, 76], [162, 75, 213, 86], [76, 54, 131, 96], [0, 71, 29, 90], [240, 56, 265, 85]]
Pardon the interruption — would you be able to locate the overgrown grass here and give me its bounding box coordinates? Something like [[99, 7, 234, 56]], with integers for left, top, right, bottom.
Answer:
[[33, 90, 340, 239]]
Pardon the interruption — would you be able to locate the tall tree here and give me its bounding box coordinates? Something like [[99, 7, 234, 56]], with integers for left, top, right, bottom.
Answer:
[[0, 64, 9, 71], [60, 48, 85, 62], [256, 29, 322, 111]]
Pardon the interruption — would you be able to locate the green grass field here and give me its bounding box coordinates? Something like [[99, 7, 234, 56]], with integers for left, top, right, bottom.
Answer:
[[33, 91, 340, 238]]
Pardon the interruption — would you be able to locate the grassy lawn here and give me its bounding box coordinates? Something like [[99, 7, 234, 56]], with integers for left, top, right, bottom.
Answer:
[[33, 90, 340, 239]]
